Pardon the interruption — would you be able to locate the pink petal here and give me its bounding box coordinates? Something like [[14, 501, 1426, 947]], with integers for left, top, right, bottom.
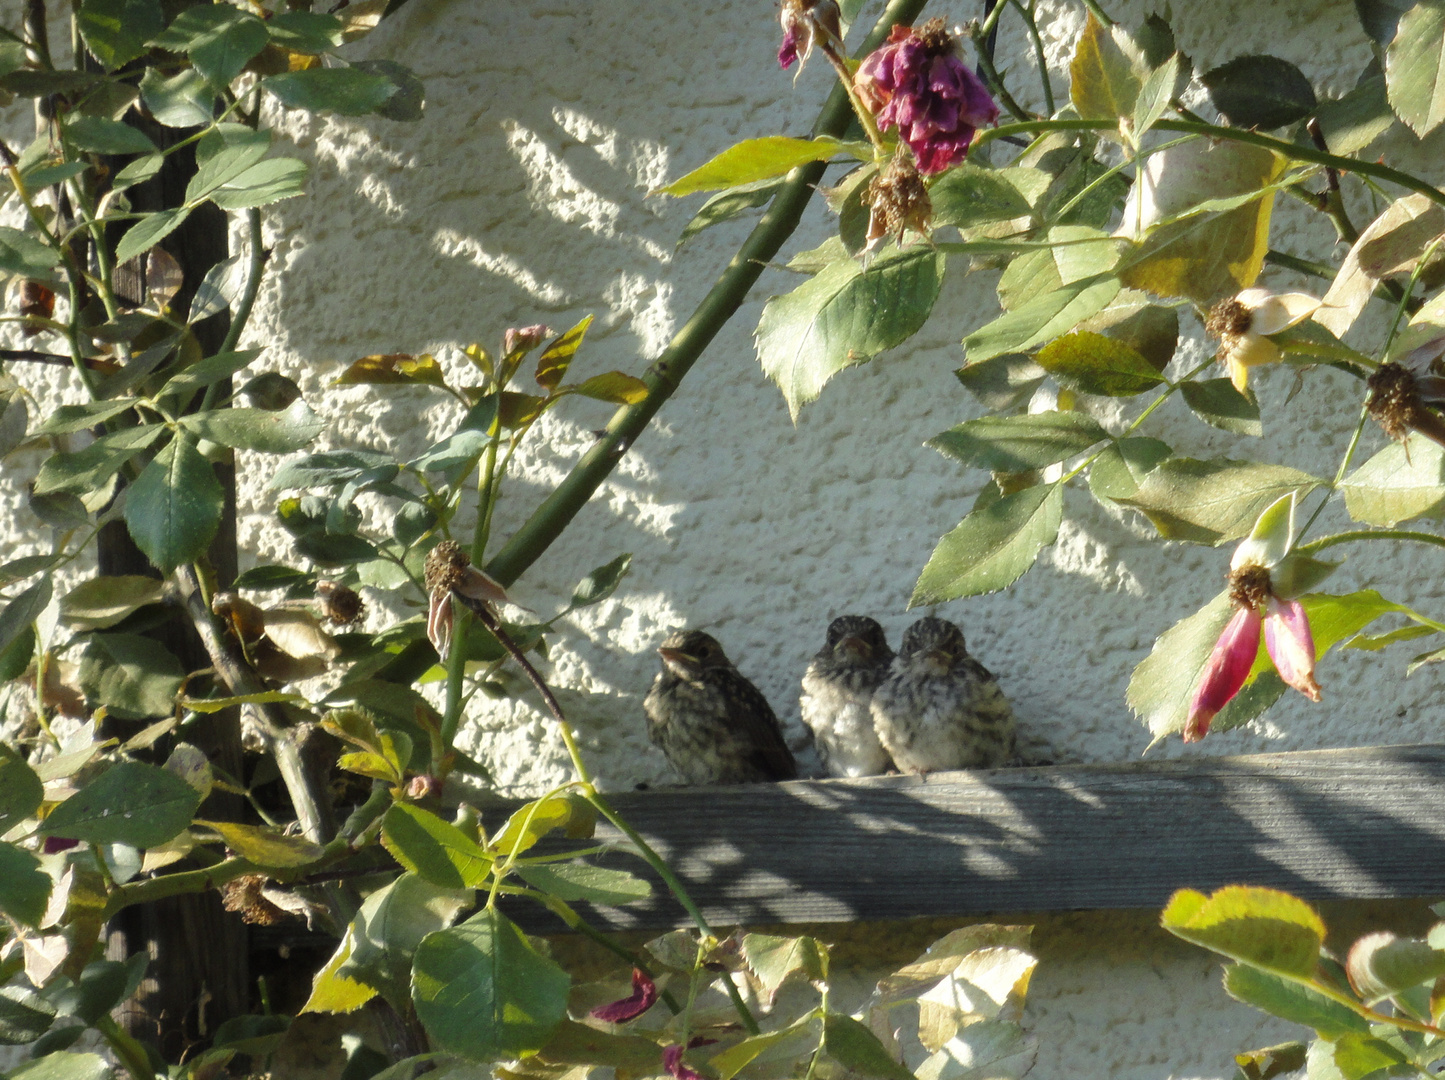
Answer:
[[663, 1040, 715, 1080], [778, 25, 801, 68], [1264, 597, 1321, 702], [1185, 606, 1262, 742], [590, 968, 659, 1023]]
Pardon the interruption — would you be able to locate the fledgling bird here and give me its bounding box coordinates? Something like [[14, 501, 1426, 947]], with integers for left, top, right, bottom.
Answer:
[[870, 617, 1016, 774], [800, 616, 896, 777], [643, 630, 798, 785]]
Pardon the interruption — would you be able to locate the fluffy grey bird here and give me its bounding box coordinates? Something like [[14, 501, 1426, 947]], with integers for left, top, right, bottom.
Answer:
[[870, 617, 1015, 774], [800, 616, 896, 777], [643, 630, 798, 785]]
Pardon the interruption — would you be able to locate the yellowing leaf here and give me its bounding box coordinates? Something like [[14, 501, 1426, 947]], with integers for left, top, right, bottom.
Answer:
[[334, 353, 448, 389], [1070, 14, 1142, 124], [302, 931, 376, 1013], [534, 316, 593, 391], [198, 820, 327, 869]]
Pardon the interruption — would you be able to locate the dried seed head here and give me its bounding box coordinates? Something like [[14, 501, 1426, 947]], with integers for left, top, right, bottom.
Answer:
[[1366, 362, 1425, 441], [424, 540, 470, 596], [219, 875, 289, 926], [1228, 563, 1274, 610], [212, 591, 267, 643], [1206, 297, 1254, 339], [316, 580, 364, 626], [916, 17, 953, 52], [866, 151, 933, 245]]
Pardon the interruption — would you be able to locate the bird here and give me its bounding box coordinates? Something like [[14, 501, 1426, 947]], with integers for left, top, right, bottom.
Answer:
[[643, 630, 798, 785], [800, 616, 896, 777], [870, 617, 1016, 774]]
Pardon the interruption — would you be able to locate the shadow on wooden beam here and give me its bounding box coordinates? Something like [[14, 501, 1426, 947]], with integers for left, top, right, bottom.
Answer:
[[501, 743, 1445, 933]]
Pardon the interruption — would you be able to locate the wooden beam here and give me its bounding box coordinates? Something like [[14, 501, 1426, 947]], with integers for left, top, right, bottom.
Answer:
[[504, 744, 1445, 933]]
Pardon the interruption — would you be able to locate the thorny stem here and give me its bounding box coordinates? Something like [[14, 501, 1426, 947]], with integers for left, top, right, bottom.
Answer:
[[969, 23, 1034, 123], [482, 0, 929, 589]]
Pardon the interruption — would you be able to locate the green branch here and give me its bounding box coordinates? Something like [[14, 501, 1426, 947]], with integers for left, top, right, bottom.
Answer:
[[483, 0, 930, 587], [973, 118, 1445, 207], [1298, 529, 1445, 555]]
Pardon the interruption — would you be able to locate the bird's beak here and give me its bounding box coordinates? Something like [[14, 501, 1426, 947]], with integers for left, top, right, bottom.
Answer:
[[658, 646, 696, 675], [838, 635, 871, 662]]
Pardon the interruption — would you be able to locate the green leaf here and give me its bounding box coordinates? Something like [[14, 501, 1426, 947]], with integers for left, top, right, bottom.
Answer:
[[964, 274, 1121, 365], [157, 348, 263, 399], [1115, 458, 1321, 544], [570, 554, 632, 608], [302, 934, 376, 1015], [1134, 52, 1180, 136], [1069, 13, 1141, 122], [41, 760, 201, 847], [1315, 71, 1395, 156], [1088, 436, 1171, 500], [266, 12, 345, 53], [1341, 437, 1445, 526], [0, 745, 43, 835], [928, 164, 1034, 231], [186, 129, 272, 202], [36, 402, 133, 437], [955, 353, 1046, 412], [513, 862, 651, 905], [534, 316, 593, 391], [153, 5, 267, 89], [1034, 330, 1165, 396], [0, 577, 51, 660], [1233, 1041, 1309, 1080], [79, 0, 164, 69], [208, 157, 309, 210], [709, 1017, 817, 1080], [1181, 379, 1263, 436], [63, 115, 157, 156], [928, 412, 1108, 472], [412, 908, 570, 1060], [339, 873, 470, 1011], [124, 435, 224, 572], [1346, 931, 1445, 1003], [381, 804, 492, 889], [139, 67, 215, 127], [1127, 590, 1233, 739], [490, 793, 594, 857], [821, 1013, 914, 1080], [114, 206, 192, 264], [742, 934, 825, 1003], [570, 371, 648, 404], [61, 575, 165, 631], [1222, 965, 1369, 1040], [270, 451, 398, 491], [113, 153, 164, 191], [78, 632, 185, 719], [0, 843, 49, 926], [0, 226, 61, 278], [1161, 886, 1325, 978], [1387, 0, 1445, 136], [912, 483, 1063, 604], [180, 400, 323, 453], [0, 986, 55, 1046], [676, 178, 782, 248], [658, 136, 860, 196], [1332, 1033, 1408, 1079], [263, 67, 398, 115], [33, 424, 165, 497], [1202, 55, 1317, 129], [536, 1020, 664, 1072], [197, 820, 326, 869], [756, 244, 945, 420]]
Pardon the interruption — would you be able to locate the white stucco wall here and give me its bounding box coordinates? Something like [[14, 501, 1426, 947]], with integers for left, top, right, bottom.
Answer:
[[2, 0, 1442, 1077]]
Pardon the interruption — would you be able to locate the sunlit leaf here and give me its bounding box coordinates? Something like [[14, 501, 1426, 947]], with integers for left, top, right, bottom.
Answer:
[[912, 483, 1063, 604], [1035, 330, 1164, 396], [124, 435, 225, 572], [658, 136, 863, 196], [1115, 458, 1321, 544], [1387, 0, 1445, 136], [334, 353, 448, 390], [41, 761, 202, 848], [928, 412, 1108, 472], [1223, 965, 1368, 1040], [1069, 13, 1141, 124], [534, 316, 593, 391], [1341, 437, 1445, 525]]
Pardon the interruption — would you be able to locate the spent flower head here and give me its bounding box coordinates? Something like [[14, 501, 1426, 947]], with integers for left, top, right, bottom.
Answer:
[[855, 19, 998, 174], [1204, 287, 1320, 394], [866, 150, 932, 247]]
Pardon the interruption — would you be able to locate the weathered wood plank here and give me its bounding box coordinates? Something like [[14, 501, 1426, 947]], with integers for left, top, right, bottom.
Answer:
[[504, 744, 1445, 932]]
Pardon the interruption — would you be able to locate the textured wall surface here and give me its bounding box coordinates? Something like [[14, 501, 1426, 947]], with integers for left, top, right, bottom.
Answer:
[[3, 0, 1442, 1077]]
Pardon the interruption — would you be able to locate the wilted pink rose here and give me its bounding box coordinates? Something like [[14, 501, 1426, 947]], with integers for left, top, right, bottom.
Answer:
[[589, 968, 658, 1023], [1264, 597, 1321, 703], [1185, 606, 1261, 743], [856, 19, 998, 174], [778, 0, 842, 71], [662, 1038, 716, 1080]]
